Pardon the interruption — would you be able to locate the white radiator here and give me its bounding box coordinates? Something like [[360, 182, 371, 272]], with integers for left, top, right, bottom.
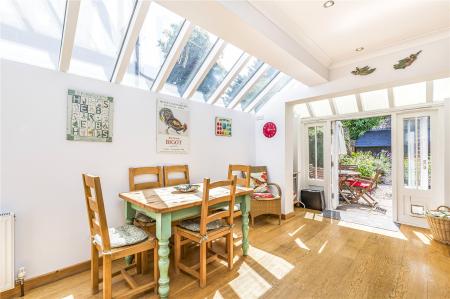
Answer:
[[0, 212, 15, 291]]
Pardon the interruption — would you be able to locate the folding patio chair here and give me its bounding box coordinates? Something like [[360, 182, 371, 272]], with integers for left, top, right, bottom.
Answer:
[[345, 169, 382, 207]]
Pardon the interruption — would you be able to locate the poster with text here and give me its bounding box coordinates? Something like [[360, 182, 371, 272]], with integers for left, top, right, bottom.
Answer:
[[157, 98, 189, 153]]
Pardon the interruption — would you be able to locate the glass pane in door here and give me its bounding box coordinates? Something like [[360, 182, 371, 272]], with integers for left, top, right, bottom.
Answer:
[[317, 127, 324, 179], [308, 127, 316, 179], [403, 116, 431, 190]]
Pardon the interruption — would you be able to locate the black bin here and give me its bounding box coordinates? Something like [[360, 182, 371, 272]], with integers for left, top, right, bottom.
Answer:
[[300, 189, 325, 211]]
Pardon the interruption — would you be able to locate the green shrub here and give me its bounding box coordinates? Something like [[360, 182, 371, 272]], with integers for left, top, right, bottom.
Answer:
[[340, 151, 391, 178]]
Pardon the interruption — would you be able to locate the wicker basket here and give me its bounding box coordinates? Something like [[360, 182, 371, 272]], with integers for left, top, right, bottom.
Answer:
[[426, 206, 450, 245]]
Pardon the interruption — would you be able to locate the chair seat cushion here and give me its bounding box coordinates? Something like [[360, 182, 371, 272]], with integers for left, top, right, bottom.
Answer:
[[134, 212, 155, 225], [94, 224, 149, 248], [221, 203, 241, 212], [346, 179, 371, 189], [178, 218, 226, 232], [253, 192, 275, 200]]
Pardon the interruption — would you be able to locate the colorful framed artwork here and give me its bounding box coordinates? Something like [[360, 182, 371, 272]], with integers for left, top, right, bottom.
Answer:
[[157, 97, 190, 153], [66, 89, 114, 142], [215, 117, 232, 137]]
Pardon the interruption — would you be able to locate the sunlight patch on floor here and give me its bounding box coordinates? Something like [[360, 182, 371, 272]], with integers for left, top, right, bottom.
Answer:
[[304, 212, 323, 221], [61, 295, 74, 299], [413, 231, 431, 245], [295, 238, 310, 251], [337, 220, 407, 240], [288, 224, 306, 236], [212, 290, 225, 299], [247, 246, 294, 279], [318, 240, 328, 254], [229, 262, 272, 299]]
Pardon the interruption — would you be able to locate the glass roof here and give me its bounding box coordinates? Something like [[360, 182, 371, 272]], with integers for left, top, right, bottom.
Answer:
[[0, 0, 66, 69], [293, 103, 310, 118], [433, 77, 450, 102], [69, 0, 136, 81], [333, 95, 358, 114], [239, 67, 279, 110], [310, 99, 333, 117], [0, 1, 294, 113], [122, 2, 185, 90], [254, 73, 292, 112], [220, 57, 264, 107], [393, 82, 426, 107], [360, 89, 389, 111], [162, 26, 218, 97], [192, 43, 243, 102]]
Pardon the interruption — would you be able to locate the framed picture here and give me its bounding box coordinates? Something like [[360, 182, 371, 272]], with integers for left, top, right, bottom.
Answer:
[[215, 117, 232, 137], [66, 89, 113, 142], [157, 97, 190, 153]]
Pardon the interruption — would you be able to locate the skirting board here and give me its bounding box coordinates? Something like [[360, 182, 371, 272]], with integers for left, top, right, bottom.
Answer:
[[282, 212, 295, 220], [0, 260, 93, 298]]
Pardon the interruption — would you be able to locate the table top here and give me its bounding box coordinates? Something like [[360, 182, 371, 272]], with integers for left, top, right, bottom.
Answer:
[[119, 183, 253, 213], [339, 170, 361, 176]]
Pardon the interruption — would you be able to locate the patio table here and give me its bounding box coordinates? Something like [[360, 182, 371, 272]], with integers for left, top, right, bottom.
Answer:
[[119, 184, 253, 298], [339, 170, 361, 204]]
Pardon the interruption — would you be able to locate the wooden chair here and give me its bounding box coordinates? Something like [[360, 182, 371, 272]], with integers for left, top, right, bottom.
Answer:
[[249, 166, 282, 226], [345, 169, 382, 207], [163, 165, 190, 186], [173, 177, 237, 288], [227, 164, 251, 217], [82, 174, 158, 299], [129, 166, 164, 191], [128, 166, 162, 273]]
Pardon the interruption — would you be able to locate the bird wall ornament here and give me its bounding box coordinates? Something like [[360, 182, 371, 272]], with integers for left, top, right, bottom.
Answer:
[[351, 65, 376, 76], [159, 108, 187, 134], [393, 50, 422, 69]]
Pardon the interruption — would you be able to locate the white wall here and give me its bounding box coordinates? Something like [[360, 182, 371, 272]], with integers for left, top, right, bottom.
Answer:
[[0, 60, 255, 278]]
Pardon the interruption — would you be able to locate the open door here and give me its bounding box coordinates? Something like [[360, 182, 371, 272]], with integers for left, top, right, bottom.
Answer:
[[396, 110, 443, 227]]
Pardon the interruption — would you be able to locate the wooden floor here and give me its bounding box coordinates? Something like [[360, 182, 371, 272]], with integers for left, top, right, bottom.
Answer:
[[19, 209, 450, 299]]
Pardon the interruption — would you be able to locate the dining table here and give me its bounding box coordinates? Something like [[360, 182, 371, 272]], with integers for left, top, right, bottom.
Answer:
[[119, 184, 253, 298]]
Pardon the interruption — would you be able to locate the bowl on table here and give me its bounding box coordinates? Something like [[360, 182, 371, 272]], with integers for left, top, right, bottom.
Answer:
[[173, 184, 200, 193]]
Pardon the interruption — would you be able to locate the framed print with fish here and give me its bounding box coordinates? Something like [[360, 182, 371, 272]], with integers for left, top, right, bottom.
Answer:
[[157, 97, 190, 153]]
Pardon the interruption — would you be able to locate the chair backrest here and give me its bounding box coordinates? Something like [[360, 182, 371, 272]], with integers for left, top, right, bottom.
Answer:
[[82, 174, 111, 251], [199, 176, 237, 236], [129, 166, 164, 191], [339, 164, 358, 171], [250, 166, 268, 174], [163, 165, 190, 186], [369, 169, 383, 189], [228, 164, 251, 187]]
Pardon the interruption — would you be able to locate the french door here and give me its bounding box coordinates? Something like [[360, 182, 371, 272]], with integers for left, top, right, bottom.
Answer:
[[396, 110, 442, 227]]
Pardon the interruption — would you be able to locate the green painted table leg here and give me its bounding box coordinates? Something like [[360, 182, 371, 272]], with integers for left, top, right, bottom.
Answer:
[[241, 195, 251, 256], [125, 201, 135, 265], [156, 213, 172, 298]]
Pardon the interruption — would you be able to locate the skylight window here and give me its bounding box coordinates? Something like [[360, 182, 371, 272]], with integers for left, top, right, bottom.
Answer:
[[122, 2, 185, 90], [192, 44, 243, 102], [360, 89, 389, 111], [162, 26, 218, 97], [239, 67, 279, 110], [293, 104, 311, 118], [393, 82, 426, 107], [0, 0, 66, 69], [220, 57, 263, 107], [333, 95, 358, 114], [433, 77, 450, 102], [310, 99, 333, 117], [253, 74, 292, 112], [69, 0, 136, 81]]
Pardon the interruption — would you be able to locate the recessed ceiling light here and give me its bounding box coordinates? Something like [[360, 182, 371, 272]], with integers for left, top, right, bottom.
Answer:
[[323, 1, 335, 8], [355, 47, 365, 52]]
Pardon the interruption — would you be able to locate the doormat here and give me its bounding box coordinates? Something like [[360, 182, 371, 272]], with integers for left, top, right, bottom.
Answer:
[[322, 209, 400, 232]]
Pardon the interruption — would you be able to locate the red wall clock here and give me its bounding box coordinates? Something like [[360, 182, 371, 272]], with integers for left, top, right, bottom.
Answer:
[[263, 122, 277, 138]]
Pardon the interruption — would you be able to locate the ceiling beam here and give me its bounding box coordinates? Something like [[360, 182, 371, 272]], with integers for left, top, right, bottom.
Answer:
[[111, 0, 151, 83], [229, 64, 269, 109], [244, 72, 283, 112], [329, 98, 337, 115], [387, 88, 395, 108], [355, 94, 363, 112], [182, 40, 226, 99], [306, 102, 314, 117], [151, 21, 194, 92], [208, 53, 250, 104], [58, 0, 81, 72]]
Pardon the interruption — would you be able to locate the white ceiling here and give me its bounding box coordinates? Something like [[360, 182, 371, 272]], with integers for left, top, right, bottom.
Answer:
[[249, 0, 450, 67]]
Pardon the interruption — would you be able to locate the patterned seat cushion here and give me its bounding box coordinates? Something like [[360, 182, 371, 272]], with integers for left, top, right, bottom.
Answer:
[[178, 218, 226, 232], [135, 212, 154, 224], [253, 192, 275, 200], [250, 172, 271, 193], [94, 224, 149, 248]]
